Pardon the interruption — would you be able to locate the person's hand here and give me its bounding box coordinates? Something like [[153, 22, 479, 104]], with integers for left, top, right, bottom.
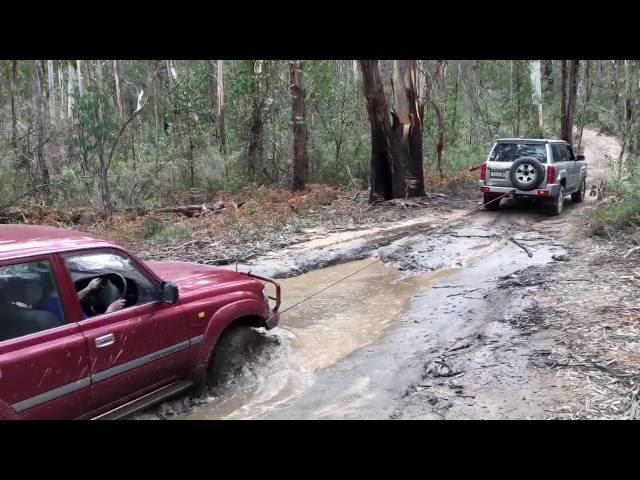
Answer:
[[105, 298, 125, 313], [87, 278, 103, 292]]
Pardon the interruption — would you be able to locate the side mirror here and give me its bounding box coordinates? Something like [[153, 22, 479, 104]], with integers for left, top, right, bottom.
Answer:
[[576, 154, 585, 161], [160, 281, 179, 304]]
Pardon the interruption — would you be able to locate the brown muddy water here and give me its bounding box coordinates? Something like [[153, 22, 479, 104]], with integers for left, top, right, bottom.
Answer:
[[179, 259, 458, 420]]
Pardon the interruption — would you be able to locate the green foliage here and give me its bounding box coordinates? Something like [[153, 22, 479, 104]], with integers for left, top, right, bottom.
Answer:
[[0, 159, 29, 208], [49, 167, 87, 208], [143, 219, 191, 242], [1, 59, 638, 215], [592, 166, 640, 233]]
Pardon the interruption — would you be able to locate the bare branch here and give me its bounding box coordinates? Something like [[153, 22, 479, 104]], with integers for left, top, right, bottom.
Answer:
[[105, 63, 162, 171]]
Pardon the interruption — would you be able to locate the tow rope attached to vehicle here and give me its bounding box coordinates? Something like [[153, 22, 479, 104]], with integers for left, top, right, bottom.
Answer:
[[279, 191, 513, 316]]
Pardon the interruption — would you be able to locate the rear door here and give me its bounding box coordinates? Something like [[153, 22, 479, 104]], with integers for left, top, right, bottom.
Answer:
[[485, 143, 514, 187], [552, 143, 569, 187], [564, 144, 579, 189], [59, 249, 190, 416], [0, 256, 92, 419]]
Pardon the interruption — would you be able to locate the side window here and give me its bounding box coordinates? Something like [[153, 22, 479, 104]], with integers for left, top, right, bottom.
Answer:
[[63, 251, 159, 319], [565, 145, 575, 161], [0, 260, 65, 342], [553, 144, 566, 163]]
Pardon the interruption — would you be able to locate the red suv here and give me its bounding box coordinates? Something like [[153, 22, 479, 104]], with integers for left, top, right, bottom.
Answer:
[[0, 225, 280, 420]]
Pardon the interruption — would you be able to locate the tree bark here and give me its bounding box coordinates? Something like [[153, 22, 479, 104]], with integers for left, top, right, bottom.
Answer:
[[561, 60, 580, 144], [530, 60, 543, 133], [434, 103, 445, 179], [577, 60, 593, 150], [32, 60, 51, 203], [560, 60, 568, 141], [76, 60, 83, 95], [67, 62, 75, 118], [248, 60, 266, 179], [58, 66, 65, 121], [624, 60, 633, 125], [113, 60, 124, 122], [542, 60, 553, 92], [290, 60, 309, 191], [216, 60, 226, 153], [391, 60, 426, 197], [448, 62, 460, 149], [514, 61, 521, 137], [359, 60, 425, 201], [429, 60, 448, 179], [10, 60, 18, 151], [46, 60, 56, 125], [359, 60, 393, 201]]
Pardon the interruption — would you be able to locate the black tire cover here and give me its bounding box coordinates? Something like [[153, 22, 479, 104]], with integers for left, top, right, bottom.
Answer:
[[509, 156, 545, 191]]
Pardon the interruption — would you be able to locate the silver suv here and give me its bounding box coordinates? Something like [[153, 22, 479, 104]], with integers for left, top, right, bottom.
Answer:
[[479, 138, 587, 215]]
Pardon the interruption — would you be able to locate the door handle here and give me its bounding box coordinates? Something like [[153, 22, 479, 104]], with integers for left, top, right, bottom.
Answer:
[[95, 334, 115, 348]]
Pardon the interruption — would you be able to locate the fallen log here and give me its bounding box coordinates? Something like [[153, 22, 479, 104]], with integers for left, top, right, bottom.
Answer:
[[154, 201, 242, 217]]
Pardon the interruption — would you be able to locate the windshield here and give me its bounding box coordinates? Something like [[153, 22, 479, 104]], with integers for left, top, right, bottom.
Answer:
[[489, 143, 547, 163]]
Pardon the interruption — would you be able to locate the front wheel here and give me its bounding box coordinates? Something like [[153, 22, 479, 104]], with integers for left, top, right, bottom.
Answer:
[[206, 325, 256, 390], [571, 178, 586, 203]]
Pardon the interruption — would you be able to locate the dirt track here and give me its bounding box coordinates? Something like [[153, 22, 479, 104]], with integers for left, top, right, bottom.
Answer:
[[137, 129, 640, 420]]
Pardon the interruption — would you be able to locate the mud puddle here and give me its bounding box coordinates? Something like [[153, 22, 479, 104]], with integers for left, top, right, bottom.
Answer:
[[179, 259, 458, 420]]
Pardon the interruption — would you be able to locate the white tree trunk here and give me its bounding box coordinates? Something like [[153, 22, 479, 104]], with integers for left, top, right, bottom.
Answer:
[[46, 60, 56, 124], [530, 60, 543, 130], [167, 60, 177, 82], [113, 60, 124, 121], [392, 60, 412, 127], [76, 60, 83, 95], [216, 59, 225, 151], [67, 62, 75, 118], [58, 66, 65, 121], [216, 60, 224, 118]]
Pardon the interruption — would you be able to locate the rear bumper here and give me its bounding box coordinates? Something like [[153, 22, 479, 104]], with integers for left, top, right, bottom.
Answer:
[[479, 181, 561, 198]]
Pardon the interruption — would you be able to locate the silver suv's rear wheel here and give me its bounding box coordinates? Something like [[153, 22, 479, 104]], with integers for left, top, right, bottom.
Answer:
[[549, 185, 565, 216], [571, 178, 586, 203]]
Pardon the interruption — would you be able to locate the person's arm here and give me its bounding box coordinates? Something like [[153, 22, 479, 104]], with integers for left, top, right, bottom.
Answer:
[[105, 298, 126, 314], [77, 278, 103, 301]]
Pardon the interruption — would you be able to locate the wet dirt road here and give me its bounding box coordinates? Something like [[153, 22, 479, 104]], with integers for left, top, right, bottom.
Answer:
[[142, 129, 616, 420]]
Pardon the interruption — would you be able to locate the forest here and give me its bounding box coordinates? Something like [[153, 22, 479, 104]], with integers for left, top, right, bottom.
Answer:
[[1, 59, 640, 420], [0, 60, 637, 229]]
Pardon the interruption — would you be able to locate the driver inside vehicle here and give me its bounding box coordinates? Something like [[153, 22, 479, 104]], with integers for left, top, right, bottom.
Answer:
[[37, 276, 125, 322]]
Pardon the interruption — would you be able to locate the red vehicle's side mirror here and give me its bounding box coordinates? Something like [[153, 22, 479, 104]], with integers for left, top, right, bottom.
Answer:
[[160, 281, 179, 304]]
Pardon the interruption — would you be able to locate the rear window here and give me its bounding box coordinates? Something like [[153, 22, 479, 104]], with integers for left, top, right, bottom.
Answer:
[[489, 143, 547, 163]]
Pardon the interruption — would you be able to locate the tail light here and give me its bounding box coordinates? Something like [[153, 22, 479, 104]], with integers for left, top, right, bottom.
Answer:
[[480, 163, 487, 181], [547, 165, 556, 184]]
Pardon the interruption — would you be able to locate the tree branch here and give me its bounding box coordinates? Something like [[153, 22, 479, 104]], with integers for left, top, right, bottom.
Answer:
[[0, 184, 49, 212], [105, 63, 162, 172]]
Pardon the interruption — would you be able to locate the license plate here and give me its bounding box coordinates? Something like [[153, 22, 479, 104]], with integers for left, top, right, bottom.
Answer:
[[489, 171, 506, 178]]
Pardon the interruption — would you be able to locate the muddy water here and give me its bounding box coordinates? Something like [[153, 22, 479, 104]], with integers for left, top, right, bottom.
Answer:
[[182, 259, 458, 420]]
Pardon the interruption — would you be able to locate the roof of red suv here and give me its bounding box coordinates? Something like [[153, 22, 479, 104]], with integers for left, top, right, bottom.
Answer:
[[0, 225, 115, 262]]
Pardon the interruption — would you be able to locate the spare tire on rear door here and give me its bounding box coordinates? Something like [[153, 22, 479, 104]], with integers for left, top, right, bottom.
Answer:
[[509, 157, 545, 191]]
